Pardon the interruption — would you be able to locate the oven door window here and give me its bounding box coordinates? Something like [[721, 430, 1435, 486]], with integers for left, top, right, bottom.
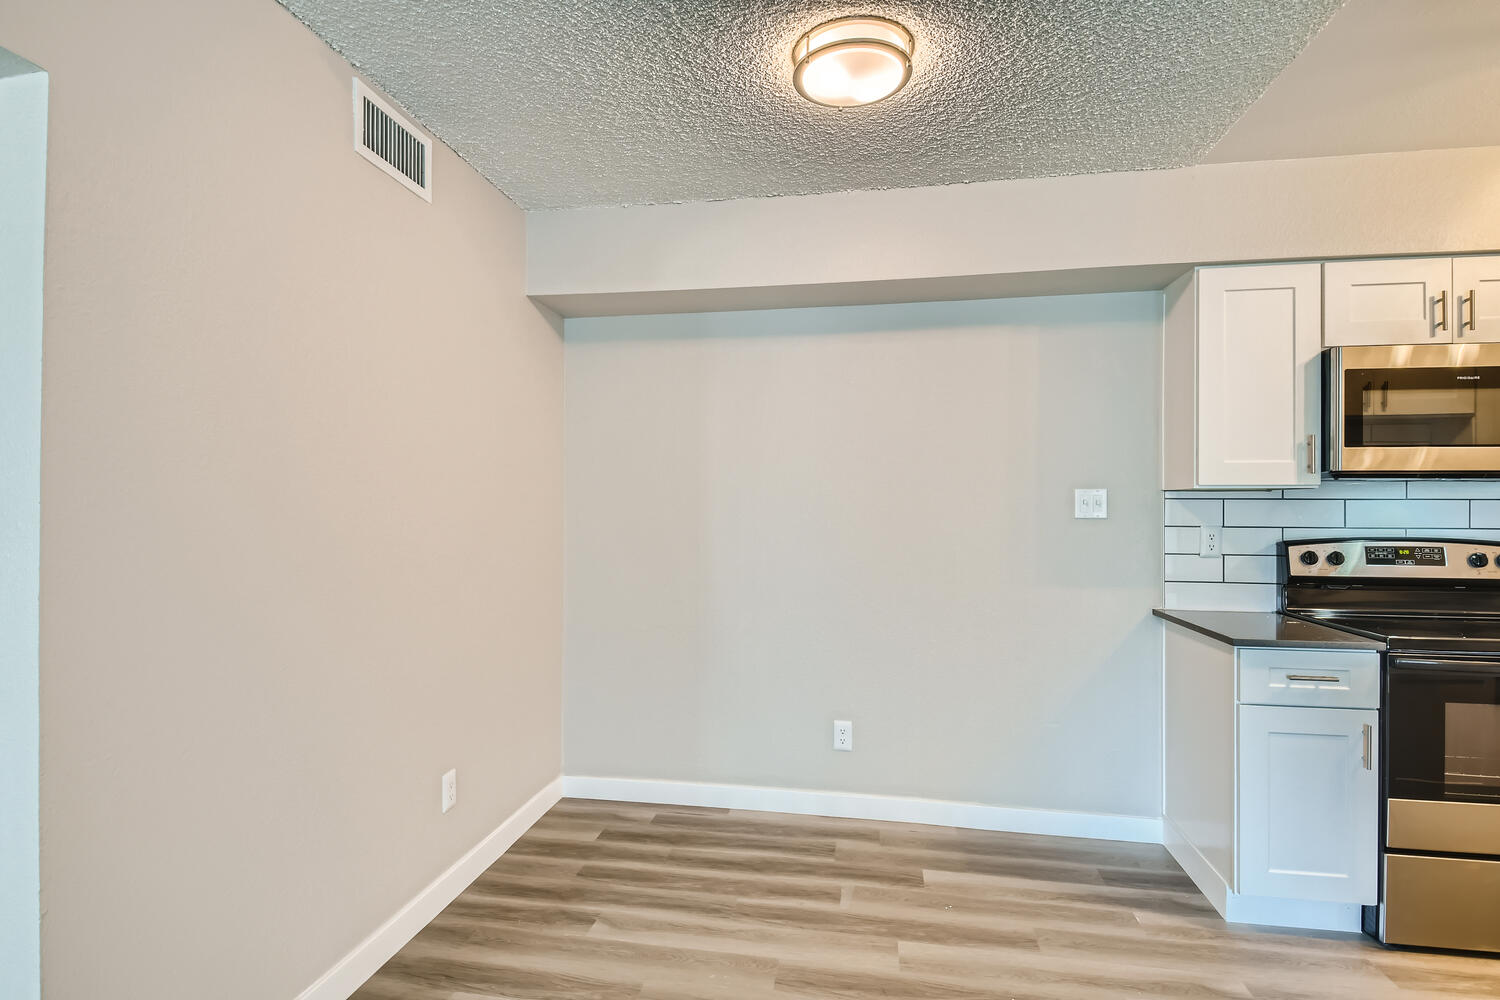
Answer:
[[1387, 659, 1500, 805], [1344, 365, 1500, 448]]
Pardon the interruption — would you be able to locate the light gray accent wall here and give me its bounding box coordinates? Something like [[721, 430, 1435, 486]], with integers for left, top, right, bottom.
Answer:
[[565, 293, 1164, 820], [1163, 481, 1500, 611], [0, 45, 47, 1000], [0, 3, 563, 997]]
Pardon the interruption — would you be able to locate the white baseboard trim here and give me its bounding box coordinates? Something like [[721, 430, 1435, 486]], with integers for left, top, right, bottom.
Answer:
[[1162, 816, 1229, 917], [561, 776, 1163, 845], [1224, 893, 1364, 933], [295, 776, 563, 1000]]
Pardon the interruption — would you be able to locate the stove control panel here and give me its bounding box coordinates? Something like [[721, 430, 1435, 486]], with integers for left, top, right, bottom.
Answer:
[[1365, 544, 1445, 566], [1285, 539, 1500, 580]]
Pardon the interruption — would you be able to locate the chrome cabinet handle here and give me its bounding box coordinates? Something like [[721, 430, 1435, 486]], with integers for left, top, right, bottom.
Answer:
[[1436, 289, 1449, 333], [1286, 674, 1341, 683], [1362, 723, 1373, 771], [1464, 289, 1477, 333], [1305, 435, 1316, 473]]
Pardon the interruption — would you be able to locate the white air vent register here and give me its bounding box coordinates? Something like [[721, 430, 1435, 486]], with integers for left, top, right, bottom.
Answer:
[[352, 78, 431, 201]]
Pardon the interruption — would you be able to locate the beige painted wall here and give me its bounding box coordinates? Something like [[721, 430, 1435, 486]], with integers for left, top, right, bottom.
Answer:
[[529, 144, 1500, 316], [0, 2, 562, 997], [564, 293, 1164, 819]]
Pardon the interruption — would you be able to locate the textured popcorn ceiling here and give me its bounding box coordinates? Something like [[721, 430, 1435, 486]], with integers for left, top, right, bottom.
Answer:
[[277, 0, 1345, 209]]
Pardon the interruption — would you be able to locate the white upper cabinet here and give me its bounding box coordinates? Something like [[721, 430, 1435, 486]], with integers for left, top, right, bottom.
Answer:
[[1324, 256, 1500, 346], [1453, 255, 1500, 343], [1324, 257, 1454, 346], [1164, 263, 1322, 489]]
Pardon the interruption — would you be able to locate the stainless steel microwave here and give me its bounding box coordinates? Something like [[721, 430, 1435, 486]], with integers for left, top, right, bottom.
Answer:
[[1327, 343, 1500, 476]]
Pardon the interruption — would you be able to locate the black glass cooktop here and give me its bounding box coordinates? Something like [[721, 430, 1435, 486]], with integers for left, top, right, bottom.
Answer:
[[1288, 613, 1500, 654]]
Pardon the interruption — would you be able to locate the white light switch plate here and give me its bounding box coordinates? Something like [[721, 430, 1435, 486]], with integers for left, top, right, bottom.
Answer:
[[1074, 488, 1108, 519]]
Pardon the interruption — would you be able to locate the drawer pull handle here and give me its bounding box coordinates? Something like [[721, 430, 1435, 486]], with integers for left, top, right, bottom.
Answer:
[[1362, 723, 1373, 771], [1286, 674, 1341, 683]]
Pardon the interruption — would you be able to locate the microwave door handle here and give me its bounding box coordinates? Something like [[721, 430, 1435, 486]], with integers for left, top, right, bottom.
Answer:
[[1381, 380, 1389, 412]]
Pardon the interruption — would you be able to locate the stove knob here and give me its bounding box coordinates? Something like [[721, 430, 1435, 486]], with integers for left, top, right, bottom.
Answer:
[[1326, 551, 1346, 566], [1470, 552, 1490, 569], [1299, 550, 1320, 566]]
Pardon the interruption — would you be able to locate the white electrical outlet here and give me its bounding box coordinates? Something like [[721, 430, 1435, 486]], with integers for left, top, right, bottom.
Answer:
[[441, 768, 457, 814], [1200, 526, 1221, 557], [833, 720, 853, 751], [1073, 488, 1108, 519]]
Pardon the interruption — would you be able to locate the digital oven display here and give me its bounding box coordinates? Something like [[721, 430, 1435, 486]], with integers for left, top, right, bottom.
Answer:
[[1365, 545, 1446, 566]]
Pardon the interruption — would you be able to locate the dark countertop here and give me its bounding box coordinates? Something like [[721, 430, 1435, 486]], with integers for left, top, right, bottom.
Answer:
[[1153, 609, 1386, 651]]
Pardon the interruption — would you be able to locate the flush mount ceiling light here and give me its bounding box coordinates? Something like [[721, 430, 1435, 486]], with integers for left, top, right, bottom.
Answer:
[[792, 16, 914, 108]]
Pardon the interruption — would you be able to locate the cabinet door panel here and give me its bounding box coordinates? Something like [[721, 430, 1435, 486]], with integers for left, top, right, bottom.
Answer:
[[1324, 258, 1453, 346], [1238, 705, 1378, 904], [1196, 264, 1322, 487], [1454, 255, 1500, 344]]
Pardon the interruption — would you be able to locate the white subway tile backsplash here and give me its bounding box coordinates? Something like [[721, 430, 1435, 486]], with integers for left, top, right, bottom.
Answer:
[[1407, 481, 1500, 499], [1405, 529, 1500, 541], [1347, 499, 1468, 529], [1165, 554, 1223, 582], [1471, 500, 1500, 529], [1284, 480, 1406, 499], [1164, 526, 1201, 554], [1224, 555, 1278, 584], [1165, 498, 1223, 527], [1162, 480, 1500, 611], [1165, 582, 1278, 613], [1282, 528, 1405, 540], [1224, 499, 1345, 527], [1222, 527, 1282, 556]]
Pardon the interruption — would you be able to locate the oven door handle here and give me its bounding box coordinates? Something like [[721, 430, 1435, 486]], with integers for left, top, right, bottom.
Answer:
[[1389, 656, 1500, 676]]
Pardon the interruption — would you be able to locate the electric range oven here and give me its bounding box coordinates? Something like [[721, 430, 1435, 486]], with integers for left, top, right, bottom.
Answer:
[[1281, 538, 1500, 953]]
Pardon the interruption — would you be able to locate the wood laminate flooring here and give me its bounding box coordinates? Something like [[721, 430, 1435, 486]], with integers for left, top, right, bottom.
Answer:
[[352, 798, 1500, 1000]]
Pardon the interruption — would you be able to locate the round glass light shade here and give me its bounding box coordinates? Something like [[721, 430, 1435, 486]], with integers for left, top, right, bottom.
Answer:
[[792, 16, 914, 108]]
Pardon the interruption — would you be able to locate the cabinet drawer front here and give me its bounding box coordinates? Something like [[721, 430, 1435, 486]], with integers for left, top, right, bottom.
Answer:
[[1384, 853, 1500, 952], [1238, 648, 1380, 708]]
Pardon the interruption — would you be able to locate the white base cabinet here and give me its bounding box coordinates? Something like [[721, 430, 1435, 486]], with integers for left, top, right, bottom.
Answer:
[[1238, 704, 1379, 904], [1163, 623, 1381, 929]]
